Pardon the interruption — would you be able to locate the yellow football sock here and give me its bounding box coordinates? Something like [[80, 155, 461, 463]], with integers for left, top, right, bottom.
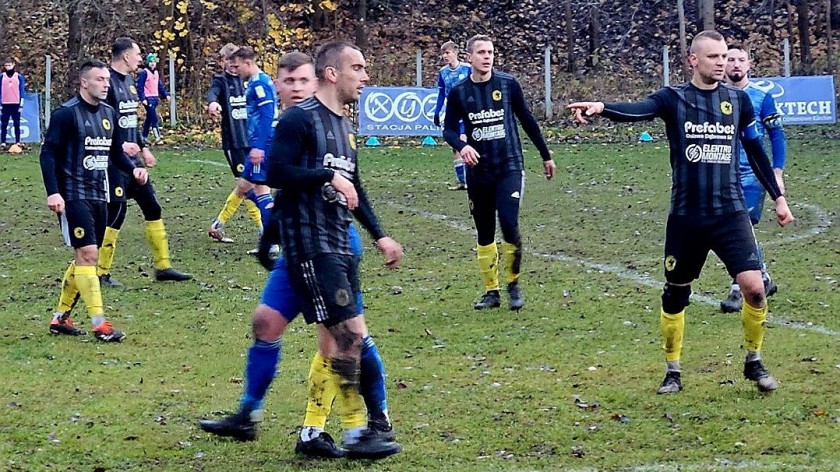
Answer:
[[216, 191, 244, 224], [57, 261, 79, 313], [332, 358, 367, 430], [741, 300, 768, 353], [74, 264, 103, 317], [302, 352, 338, 429], [501, 241, 522, 285], [97, 227, 120, 276], [144, 219, 171, 270], [244, 199, 262, 229], [477, 242, 500, 292], [660, 309, 685, 362]]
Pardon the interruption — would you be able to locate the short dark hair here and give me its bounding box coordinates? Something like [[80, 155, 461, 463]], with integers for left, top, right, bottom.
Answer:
[[278, 51, 314, 74], [80, 59, 108, 77], [440, 41, 457, 53], [229, 46, 256, 62], [466, 35, 492, 53], [3, 57, 15, 64], [690, 30, 726, 53], [314, 41, 360, 80], [111, 37, 137, 59]]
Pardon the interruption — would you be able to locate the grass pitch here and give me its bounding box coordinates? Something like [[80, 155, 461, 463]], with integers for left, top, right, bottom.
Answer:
[[0, 140, 838, 471]]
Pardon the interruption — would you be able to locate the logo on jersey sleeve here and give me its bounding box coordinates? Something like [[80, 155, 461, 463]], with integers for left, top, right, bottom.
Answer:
[[74, 227, 85, 239], [762, 113, 783, 129], [102, 119, 111, 130], [492, 90, 502, 101], [129, 85, 137, 94], [348, 133, 357, 151], [255, 85, 266, 99], [720, 101, 733, 115]]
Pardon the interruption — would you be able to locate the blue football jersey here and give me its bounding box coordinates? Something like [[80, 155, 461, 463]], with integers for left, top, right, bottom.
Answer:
[[244, 71, 278, 152], [738, 81, 785, 183], [439, 63, 471, 96]]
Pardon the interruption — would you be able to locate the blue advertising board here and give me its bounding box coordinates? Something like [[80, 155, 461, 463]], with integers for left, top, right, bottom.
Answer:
[[359, 87, 441, 136], [751, 76, 835, 125], [358, 77, 836, 137]]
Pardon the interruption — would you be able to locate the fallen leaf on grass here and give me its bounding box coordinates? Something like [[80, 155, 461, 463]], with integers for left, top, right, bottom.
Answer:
[[571, 445, 585, 458], [611, 414, 630, 423]]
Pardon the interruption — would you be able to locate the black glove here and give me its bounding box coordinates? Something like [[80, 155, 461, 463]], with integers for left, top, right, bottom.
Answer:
[[257, 204, 282, 271], [433, 114, 440, 127]]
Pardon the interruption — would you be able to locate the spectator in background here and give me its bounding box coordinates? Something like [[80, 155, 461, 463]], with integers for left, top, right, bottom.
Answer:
[[137, 53, 169, 144], [1, 57, 26, 151]]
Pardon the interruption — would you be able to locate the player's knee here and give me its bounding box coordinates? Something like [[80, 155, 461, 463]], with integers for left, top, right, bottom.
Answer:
[[234, 180, 253, 196], [661, 283, 691, 314], [75, 246, 99, 266], [327, 320, 363, 356], [251, 305, 287, 341], [739, 279, 766, 308]]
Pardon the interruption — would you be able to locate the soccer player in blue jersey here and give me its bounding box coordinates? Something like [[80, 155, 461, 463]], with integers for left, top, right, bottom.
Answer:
[[720, 44, 787, 313], [225, 46, 275, 234], [568, 31, 794, 394], [199, 51, 396, 459], [434, 41, 471, 190]]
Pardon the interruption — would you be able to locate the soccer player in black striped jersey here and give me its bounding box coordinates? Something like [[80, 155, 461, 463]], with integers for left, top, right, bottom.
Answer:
[[96, 37, 191, 286], [443, 34, 556, 312], [264, 41, 402, 459], [568, 31, 795, 395], [39, 60, 148, 342], [206, 43, 267, 244]]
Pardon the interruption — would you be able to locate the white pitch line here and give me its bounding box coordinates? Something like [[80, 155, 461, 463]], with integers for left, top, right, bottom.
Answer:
[[762, 202, 832, 247], [188, 159, 227, 168], [388, 202, 839, 337]]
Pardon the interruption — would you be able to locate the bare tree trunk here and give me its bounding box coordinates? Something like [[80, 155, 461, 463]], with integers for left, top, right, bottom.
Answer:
[[816, 0, 825, 38], [678, 0, 690, 80], [828, 0, 833, 72], [0, 0, 8, 51], [66, 0, 84, 100], [565, 0, 574, 73], [786, 0, 795, 45], [587, 4, 600, 67], [697, 0, 715, 30], [832, 0, 840, 27], [313, 2, 327, 30], [355, 0, 368, 49], [798, 0, 812, 73]]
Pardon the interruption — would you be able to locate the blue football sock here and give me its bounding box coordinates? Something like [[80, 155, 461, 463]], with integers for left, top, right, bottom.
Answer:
[[239, 339, 281, 413], [360, 336, 388, 417], [255, 193, 274, 231], [244, 189, 258, 205]]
